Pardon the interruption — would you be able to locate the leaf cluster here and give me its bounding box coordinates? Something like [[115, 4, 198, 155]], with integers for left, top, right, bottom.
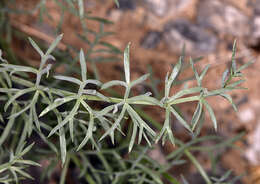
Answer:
[[0, 33, 252, 183]]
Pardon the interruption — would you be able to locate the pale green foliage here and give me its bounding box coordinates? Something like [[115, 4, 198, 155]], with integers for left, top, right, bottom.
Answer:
[[0, 143, 40, 184], [0, 0, 253, 183], [0, 34, 252, 183]]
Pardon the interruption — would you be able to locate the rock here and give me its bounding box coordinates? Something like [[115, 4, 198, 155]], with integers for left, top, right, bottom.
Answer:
[[142, 0, 195, 17], [142, 0, 169, 17], [253, 0, 260, 15], [118, 0, 136, 10], [163, 19, 218, 55], [140, 31, 162, 49], [247, 0, 260, 47], [238, 107, 255, 123], [245, 120, 260, 165], [197, 0, 250, 37]]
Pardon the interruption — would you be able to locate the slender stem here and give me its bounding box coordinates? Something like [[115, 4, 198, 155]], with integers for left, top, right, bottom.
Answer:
[[184, 149, 212, 184], [59, 154, 70, 184]]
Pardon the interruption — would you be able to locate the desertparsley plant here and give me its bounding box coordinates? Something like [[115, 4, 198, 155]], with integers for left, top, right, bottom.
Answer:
[[0, 34, 252, 183]]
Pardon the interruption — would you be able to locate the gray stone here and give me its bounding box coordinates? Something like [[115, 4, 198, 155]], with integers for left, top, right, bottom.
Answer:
[[142, 0, 194, 17], [253, 0, 260, 15], [118, 0, 136, 10], [143, 0, 169, 17], [248, 16, 260, 47], [247, 0, 260, 47], [163, 19, 218, 55], [140, 31, 162, 49], [197, 0, 250, 37]]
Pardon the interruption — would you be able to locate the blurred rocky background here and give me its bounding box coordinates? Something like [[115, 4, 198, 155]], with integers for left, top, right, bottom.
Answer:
[[5, 0, 260, 183]]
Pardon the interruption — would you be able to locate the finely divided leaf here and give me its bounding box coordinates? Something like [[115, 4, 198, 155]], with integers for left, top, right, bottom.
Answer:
[[124, 43, 131, 84], [79, 49, 87, 81], [4, 87, 35, 112], [130, 73, 150, 88], [48, 99, 81, 137], [40, 96, 77, 117], [28, 37, 44, 57], [168, 87, 202, 103], [101, 80, 127, 90], [169, 106, 191, 132], [45, 34, 63, 56], [1, 64, 38, 74], [191, 101, 202, 131], [203, 100, 217, 131], [54, 75, 82, 85]]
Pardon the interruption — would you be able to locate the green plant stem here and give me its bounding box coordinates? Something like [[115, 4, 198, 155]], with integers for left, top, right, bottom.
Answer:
[[59, 154, 70, 184], [184, 149, 212, 184], [137, 108, 212, 184], [10, 75, 200, 106]]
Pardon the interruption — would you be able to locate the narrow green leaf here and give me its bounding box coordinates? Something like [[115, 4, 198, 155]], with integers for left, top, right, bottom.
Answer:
[[1, 64, 38, 74], [162, 173, 181, 184], [78, 0, 84, 19], [191, 101, 203, 131], [203, 100, 217, 131], [40, 96, 77, 117], [205, 88, 233, 97], [190, 58, 200, 86], [138, 123, 144, 144], [19, 143, 35, 156], [226, 79, 245, 88], [101, 80, 127, 90], [0, 106, 16, 146], [0, 113, 3, 123], [32, 104, 41, 132], [10, 168, 18, 183], [222, 69, 229, 87], [0, 49, 8, 63], [114, 0, 119, 7], [28, 37, 44, 57], [130, 74, 150, 88], [48, 99, 81, 137], [45, 34, 63, 56], [237, 60, 254, 73], [15, 160, 41, 167], [167, 127, 175, 145], [99, 41, 122, 54], [136, 164, 163, 184], [126, 104, 156, 137], [69, 119, 74, 143], [4, 87, 35, 112], [169, 106, 192, 132], [129, 122, 137, 152], [168, 87, 202, 103], [99, 105, 127, 141], [83, 89, 109, 102], [59, 126, 67, 166], [84, 79, 102, 86], [128, 94, 161, 106], [220, 93, 237, 111], [54, 75, 82, 85], [199, 64, 210, 82], [165, 58, 182, 98], [8, 104, 31, 120], [79, 49, 87, 82], [124, 43, 131, 84], [97, 116, 116, 144], [3, 71, 12, 88], [231, 40, 237, 72], [11, 166, 33, 180], [168, 58, 182, 88]]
